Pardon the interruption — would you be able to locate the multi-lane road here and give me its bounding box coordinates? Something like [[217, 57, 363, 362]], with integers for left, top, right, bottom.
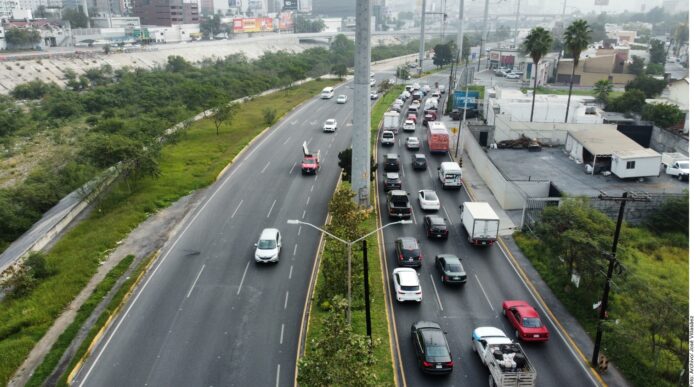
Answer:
[[72, 63, 601, 386], [375, 80, 600, 386]]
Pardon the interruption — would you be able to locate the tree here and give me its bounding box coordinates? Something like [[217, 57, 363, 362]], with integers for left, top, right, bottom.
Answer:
[[592, 79, 613, 106], [563, 19, 592, 123], [262, 107, 276, 125], [588, 21, 607, 43], [644, 194, 688, 236], [62, 8, 88, 28], [295, 15, 326, 33], [11, 80, 60, 100], [297, 297, 376, 386], [4, 28, 41, 47], [329, 34, 355, 68], [625, 74, 667, 98], [645, 63, 664, 75], [605, 89, 646, 114], [432, 42, 454, 68], [641, 102, 684, 129], [337, 147, 376, 182], [521, 27, 553, 122], [34, 5, 49, 18], [648, 39, 667, 65], [200, 14, 222, 39], [331, 63, 347, 79], [627, 55, 645, 75], [460, 35, 471, 64], [166, 55, 194, 73], [211, 102, 237, 135], [493, 25, 511, 41], [672, 23, 688, 58]]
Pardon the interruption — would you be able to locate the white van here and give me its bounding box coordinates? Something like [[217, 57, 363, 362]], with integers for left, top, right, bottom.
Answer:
[[438, 162, 462, 189], [321, 87, 335, 99]]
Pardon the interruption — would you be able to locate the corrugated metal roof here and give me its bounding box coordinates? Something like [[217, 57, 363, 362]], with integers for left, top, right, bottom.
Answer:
[[568, 128, 659, 158]]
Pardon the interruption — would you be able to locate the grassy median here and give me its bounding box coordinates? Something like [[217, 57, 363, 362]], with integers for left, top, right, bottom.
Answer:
[[0, 79, 337, 385]]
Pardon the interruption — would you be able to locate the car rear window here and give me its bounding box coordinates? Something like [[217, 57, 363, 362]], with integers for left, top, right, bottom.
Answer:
[[401, 285, 419, 291], [446, 263, 463, 272], [303, 158, 315, 165], [523, 317, 543, 328]]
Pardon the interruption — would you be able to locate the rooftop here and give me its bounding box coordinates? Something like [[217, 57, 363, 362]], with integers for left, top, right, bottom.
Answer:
[[568, 127, 659, 158]]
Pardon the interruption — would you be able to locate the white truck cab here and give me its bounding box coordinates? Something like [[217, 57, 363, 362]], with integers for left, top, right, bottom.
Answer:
[[438, 162, 462, 189]]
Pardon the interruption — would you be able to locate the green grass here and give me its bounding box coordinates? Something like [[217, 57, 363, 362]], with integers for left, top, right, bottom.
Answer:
[[0, 79, 338, 385], [25, 255, 135, 387], [520, 86, 623, 99]]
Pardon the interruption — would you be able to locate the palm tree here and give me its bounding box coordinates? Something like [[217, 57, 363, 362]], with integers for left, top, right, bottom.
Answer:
[[563, 19, 592, 123], [592, 80, 613, 106], [521, 27, 553, 122]]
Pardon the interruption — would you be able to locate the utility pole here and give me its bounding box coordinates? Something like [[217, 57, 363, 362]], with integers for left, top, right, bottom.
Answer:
[[476, 0, 489, 72], [456, 0, 464, 63], [554, 0, 568, 80], [591, 192, 650, 367], [419, 0, 427, 75], [512, 0, 521, 49], [352, 0, 371, 208], [363, 240, 372, 340]]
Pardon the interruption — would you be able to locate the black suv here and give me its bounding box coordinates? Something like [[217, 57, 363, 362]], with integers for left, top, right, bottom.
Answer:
[[395, 237, 422, 267], [411, 154, 427, 170], [424, 215, 448, 239], [450, 108, 478, 121], [411, 321, 453, 374], [384, 153, 400, 172], [383, 172, 402, 191]]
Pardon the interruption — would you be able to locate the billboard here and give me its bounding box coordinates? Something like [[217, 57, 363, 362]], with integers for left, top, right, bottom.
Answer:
[[233, 17, 274, 33], [453, 90, 479, 110], [282, 0, 297, 10], [278, 11, 294, 31]]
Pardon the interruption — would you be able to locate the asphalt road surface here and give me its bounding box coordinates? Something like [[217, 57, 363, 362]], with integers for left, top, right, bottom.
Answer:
[[375, 80, 601, 387], [72, 76, 381, 386]]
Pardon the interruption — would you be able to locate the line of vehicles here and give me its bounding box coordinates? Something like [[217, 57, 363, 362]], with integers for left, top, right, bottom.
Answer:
[[380, 81, 545, 385]]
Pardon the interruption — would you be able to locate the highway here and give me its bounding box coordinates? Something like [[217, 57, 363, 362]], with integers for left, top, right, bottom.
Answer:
[[72, 77, 365, 386], [375, 79, 600, 386]]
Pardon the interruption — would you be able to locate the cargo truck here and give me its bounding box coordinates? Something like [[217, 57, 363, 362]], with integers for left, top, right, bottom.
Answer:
[[383, 111, 400, 134], [459, 202, 499, 246]]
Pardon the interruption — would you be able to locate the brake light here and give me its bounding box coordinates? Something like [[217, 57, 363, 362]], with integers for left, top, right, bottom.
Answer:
[[399, 254, 403, 260], [445, 361, 454, 367], [444, 275, 449, 280], [422, 361, 432, 367]]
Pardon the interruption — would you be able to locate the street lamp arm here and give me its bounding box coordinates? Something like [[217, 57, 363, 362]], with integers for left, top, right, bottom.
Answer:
[[352, 220, 411, 244], [286, 220, 350, 245]]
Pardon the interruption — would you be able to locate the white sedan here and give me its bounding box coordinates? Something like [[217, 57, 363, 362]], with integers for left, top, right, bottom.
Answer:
[[406, 136, 421, 150], [392, 268, 422, 302], [336, 95, 348, 104], [402, 120, 416, 132], [323, 119, 338, 132], [418, 189, 440, 211], [505, 73, 521, 79]]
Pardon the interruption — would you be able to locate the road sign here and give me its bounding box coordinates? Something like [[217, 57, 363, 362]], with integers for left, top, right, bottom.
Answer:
[[453, 90, 478, 110], [282, 0, 297, 10], [451, 127, 457, 134]]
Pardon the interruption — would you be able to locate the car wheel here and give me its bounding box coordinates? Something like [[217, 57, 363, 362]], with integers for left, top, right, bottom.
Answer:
[[678, 174, 684, 181]]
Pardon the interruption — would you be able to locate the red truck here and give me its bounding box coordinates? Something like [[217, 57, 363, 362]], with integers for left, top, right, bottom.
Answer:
[[301, 141, 320, 175]]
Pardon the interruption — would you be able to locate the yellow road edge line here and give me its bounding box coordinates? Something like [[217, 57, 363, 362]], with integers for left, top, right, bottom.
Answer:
[[67, 249, 161, 385]]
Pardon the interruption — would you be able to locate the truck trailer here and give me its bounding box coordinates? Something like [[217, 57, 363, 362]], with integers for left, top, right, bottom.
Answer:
[[459, 202, 499, 246]]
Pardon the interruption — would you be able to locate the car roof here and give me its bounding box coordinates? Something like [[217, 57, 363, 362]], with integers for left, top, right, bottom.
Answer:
[[473, 327, 510, 342], [386, 172, 400, 179], [413, 320, 441, 330], [407, 137, 419, 141], [397, 237, 419, 249], [326, 118, 336, 122], [394, 268, 419, 286], [414, 153, 426, 159], [516, 306, 540, 318], [386, 153, 398, 159], [404, 119, 414, 124], [259, 228, 279, 239], [426, 215, 446, 224], [437, 254, 460, 263], [390, 189, 407, 195], [419, 189, 435, 195]]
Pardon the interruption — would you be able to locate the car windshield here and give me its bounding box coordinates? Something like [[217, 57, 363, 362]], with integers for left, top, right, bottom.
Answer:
[[423, 191, 437, 200], [258, 239, 276, 249], [303, 158, 315, 165], [681, 162, 689, 168], [446, 263, 463, 272], [523, 317, 543, 328]]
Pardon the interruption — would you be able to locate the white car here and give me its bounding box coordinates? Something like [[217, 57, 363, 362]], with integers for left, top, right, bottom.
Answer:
[[394, 99, 404, 107], [402, 119, 416, 132], [431, 90, 441, 99], [505, 73, 520, 79], [323, 119, 338, 132], [336, 95, 348, 104], [422, 85, 431, 94], [406, 136, 421, 150], [381, 130, 395, 146], [254, 228, 282, 263], [370, 78, 376, 87], [392, 268, 422, 302], [412, 99, 421, 107], [418, 189, 440, 211], [370, 92, 379, 100]]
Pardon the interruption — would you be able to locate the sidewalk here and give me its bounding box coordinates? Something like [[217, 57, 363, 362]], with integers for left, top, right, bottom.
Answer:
[[443, 117, 630, 387]]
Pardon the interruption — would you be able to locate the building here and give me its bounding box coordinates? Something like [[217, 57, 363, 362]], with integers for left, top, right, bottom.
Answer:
[[556, 48, 636, 87], [312, 0, 354, 17], [0, 0, 19, 19], [132, 0, 198, 26], [647, 77, 690, 134], [91, 15, 140, 27]]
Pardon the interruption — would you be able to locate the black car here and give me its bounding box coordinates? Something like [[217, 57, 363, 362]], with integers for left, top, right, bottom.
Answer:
[[383, 172, 402, 191], [411, 321, 453, 374], [449, 108, 478, 121], [435, 254, 467, 285], [384, 153, 400, 172], [411, 154, 427, 170], [395, 237, 422, 267], [424, 215, 449, 239]]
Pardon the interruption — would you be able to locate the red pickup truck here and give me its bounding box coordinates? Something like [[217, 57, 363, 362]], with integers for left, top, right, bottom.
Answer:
[[301, 142, 320, 175]]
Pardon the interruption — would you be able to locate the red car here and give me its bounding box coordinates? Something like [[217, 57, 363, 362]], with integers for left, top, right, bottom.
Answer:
[[406, 113, 417, 122], [502, 300, 549, 342]]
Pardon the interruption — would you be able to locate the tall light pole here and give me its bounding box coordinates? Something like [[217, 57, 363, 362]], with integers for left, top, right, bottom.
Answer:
[[512, 0, 521, 49], [352, 0, 371, 208], [456, 0, 464, 63], [419, 0, 427, 75], [476, 0, 490, 72], [287, 219, 413, 324]]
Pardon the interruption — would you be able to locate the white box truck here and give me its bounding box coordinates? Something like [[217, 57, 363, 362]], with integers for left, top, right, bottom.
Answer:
[[661, 152, 689, 181], [460, 202, 499, 246], [438, 162, 462, 189], [383, 111, 400, 134]]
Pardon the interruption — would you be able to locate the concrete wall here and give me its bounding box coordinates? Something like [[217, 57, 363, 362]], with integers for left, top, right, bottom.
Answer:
[[493, 115, 615, 146], [514, 179, 550, 198], [650, 125, 689, 155]]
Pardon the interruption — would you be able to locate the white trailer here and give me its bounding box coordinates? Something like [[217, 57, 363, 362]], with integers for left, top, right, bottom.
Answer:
[[383, 111, 400, 133], [610, 149, 661, 179], [460, 202, 499, 246], [472, 327, 537, 387]]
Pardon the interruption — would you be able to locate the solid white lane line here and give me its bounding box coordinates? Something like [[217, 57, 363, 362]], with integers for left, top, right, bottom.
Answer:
[[302, 210, 306, 219], [261, 161, 271, 174], [475, 274, 494, 311], [306, 197, 310, 206], [280, 323, 285, 344], [293, 244, 297, 256], [289, 162, 296, 174], [186, 264, 205, 298], [427, 166, 433, 179], [230, 200, 243, 219], [314, 175, 318, 181], [310, 184, 314, 192], [283, 136, 291, 144], [308, 136, 313, 144], [442, 205, 453, 225], [237, 261, 250, 295], [289, 265, 293, 279], [267, 200, 277, 218], [430, 275, 444, 311], [276, 364, 280, 387], [284, 291, 289, 309]]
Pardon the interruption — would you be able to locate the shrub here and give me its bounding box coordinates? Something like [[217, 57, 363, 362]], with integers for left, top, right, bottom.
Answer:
[[262, 107, 276, 125]]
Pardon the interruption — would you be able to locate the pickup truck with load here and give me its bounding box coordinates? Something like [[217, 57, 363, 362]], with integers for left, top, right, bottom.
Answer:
[[460, 202, 499, 246], [383, 111, 400, 134], [301, 141, 320, 175], [661, 152, 689, 181], [387, 190, 412, 219], [472, 326, 536, 387]]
